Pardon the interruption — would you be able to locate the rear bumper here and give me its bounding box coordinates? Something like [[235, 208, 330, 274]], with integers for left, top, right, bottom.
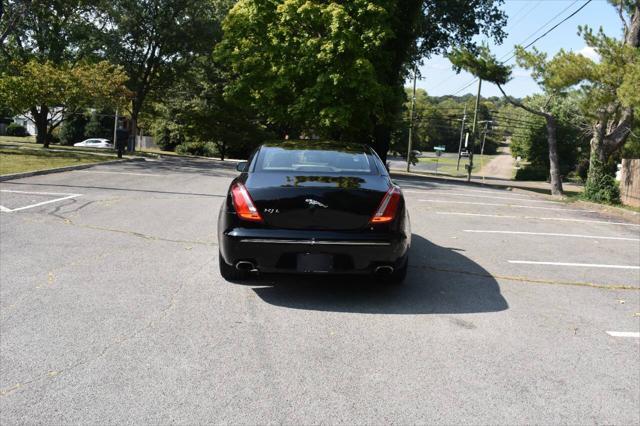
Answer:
[[219, 226, 410, 274]]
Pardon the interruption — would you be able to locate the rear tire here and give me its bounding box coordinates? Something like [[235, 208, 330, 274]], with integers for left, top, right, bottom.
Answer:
[[219, 252, 248, 281]]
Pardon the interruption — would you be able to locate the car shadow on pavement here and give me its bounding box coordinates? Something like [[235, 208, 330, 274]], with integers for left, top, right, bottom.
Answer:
[[238, 234, 508, 314]]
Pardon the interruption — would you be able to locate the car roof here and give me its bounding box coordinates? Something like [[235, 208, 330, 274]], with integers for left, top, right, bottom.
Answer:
[[261, 140, 371, 153]]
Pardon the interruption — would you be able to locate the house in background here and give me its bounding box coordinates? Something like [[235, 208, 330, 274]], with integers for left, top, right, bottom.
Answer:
[[10, 108, 64, 137]]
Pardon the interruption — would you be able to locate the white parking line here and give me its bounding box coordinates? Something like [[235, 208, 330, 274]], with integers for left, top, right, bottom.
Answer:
[[421, 199, 592, 212], [73, 170, 165, 177], [606, 331, 640, 338], [404, 190, 554, 203], [463, 230, 640, 242], [436, 212, 640, 227], [0, 189, 80, 196], [0, 190, 82, 212], [508, 260, 640, 270]]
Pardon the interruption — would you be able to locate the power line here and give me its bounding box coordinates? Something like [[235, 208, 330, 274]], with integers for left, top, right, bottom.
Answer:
[[448, 0, 593, 96], [498, 0, 580, 62], [505, 0, 544, 32], [501, 0, 593, 64]]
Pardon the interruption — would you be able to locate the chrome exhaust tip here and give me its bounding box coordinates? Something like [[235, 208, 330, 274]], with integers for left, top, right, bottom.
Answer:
[[235, 261, 256, 271], [374, 265, 394, 276]]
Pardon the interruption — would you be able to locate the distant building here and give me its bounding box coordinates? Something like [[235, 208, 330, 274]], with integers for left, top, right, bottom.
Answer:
[[12, 108, 63, 136]]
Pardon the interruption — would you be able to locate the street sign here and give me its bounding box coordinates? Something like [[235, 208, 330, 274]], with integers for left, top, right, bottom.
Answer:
[[434, 146, 445, 151]]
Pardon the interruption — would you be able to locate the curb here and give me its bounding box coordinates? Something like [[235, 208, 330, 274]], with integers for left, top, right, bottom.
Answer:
[[390, 170, 639, 224], [0, 157, 146, 182], [389, 170, 521, 192], [390, 169, 584, 195]]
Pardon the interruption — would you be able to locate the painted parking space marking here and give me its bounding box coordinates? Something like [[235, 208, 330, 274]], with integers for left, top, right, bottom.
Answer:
[[420, 199, 593, 212], [73, 170, 166, 177], [0, 189, 82, 213], [508, 260, 640, 270], [463, 230, 640, 242], [403, 190, 556, 203], [436, 212, 640, 227], [606, 331, 640, 338]]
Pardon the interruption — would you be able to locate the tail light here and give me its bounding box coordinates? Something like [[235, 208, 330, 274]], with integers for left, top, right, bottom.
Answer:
[[230, 182, 263, 222], [370, 186, 401, 224]]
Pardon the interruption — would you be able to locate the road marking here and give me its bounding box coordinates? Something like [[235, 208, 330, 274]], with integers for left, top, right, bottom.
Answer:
[[73, 170, 165, 177], [508, 260, 640, 270], [404, 190, 555, 203], [0, 190, 82, 213], [606, 331, 640, 338], [1, 189, 80, 196], [436, 212, 640, 227], [420, 199, 592, 212], [463, 230, 640, 242]]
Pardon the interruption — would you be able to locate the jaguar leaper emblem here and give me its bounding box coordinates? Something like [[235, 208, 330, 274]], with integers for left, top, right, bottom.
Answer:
[[305, 198, 328, 209]]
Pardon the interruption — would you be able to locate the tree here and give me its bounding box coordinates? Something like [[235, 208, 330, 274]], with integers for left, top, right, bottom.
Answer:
[[547, 1, 639, 202], [0, 60, 129, 147], [509, 93, 590, 181], [218, 0, 507, 161], [449, 45, 568, 196], [84, 110, 112, 139], [0, 0, 31, 45], [0, 0, 128, 146], [146, 56, 273, 160], [95, 0, 226, 149], [58, 113, 87, 145]]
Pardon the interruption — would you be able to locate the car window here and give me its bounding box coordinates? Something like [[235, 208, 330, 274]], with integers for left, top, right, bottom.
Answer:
[[255, 146, 375, 174]]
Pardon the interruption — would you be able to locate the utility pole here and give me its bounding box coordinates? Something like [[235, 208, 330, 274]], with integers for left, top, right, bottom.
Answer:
[[406, 64, 418, 173], [456, 104, 467, 171], [467, 78, 482, 182], [479, 120, 491, 184], [112, 108, 118, 146]]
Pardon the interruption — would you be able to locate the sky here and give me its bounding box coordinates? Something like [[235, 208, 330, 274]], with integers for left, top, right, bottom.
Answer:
[[414, 0, 622, 98]]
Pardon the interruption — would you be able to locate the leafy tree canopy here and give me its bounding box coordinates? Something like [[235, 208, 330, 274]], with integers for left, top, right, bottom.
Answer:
[[218, 0, 507, 158]]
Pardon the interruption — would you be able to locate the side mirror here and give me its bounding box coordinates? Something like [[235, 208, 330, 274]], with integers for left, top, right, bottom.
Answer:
[[236, 161, 248, 172]]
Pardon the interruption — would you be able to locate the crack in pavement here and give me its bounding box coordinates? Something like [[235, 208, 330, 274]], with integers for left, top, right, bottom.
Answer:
[[413, 265, 640, 291], [0, 257, 213, 398]]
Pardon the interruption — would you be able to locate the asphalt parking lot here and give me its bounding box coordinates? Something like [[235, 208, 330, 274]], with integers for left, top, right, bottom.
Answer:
[[1, 157, 639, 424]]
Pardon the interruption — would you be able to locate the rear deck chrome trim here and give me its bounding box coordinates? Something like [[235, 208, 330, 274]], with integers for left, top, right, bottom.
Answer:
[[238, 238, 390, 246]]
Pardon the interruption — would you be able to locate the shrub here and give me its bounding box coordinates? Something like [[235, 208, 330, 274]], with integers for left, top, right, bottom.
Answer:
[[576, 159, 589, 182], [6, 123, 29, 137], [59, 115, 87, 145], [84, 112, 111, 139], [515, 165, 548, 181], [175, 141, 217, 157], [583, 158, 620, 204]]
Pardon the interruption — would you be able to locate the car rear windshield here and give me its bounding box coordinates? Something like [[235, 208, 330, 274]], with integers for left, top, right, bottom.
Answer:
[[254, 146, 377, 174]]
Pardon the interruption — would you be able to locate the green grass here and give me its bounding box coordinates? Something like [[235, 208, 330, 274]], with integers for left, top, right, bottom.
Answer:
[[0, 147, 113, 175], [0, 135, 180, 159], [0, 135, 37, 144], [418, 155, 498, 177]]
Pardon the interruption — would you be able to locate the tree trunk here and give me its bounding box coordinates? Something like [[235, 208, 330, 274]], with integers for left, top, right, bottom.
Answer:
[[544, 115, 563, 196], [31, 106, 49, 148], [496, 85, 563, 196], [219, 141, 226, 161], [584, 120, 617, 202], [372, 123, 391, 164]]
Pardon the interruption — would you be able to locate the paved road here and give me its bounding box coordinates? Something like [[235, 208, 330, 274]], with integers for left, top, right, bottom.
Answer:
[[1, 157, 639, 424], [388, 153, 462, 174], [478, 144, 515, 180]]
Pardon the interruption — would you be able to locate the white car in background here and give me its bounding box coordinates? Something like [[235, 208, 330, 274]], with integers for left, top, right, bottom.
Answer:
[[74, 138, 114, 149]]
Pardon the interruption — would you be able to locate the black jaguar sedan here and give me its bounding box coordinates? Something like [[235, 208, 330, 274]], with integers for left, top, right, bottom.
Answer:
[[217, 141, 411, 282]]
